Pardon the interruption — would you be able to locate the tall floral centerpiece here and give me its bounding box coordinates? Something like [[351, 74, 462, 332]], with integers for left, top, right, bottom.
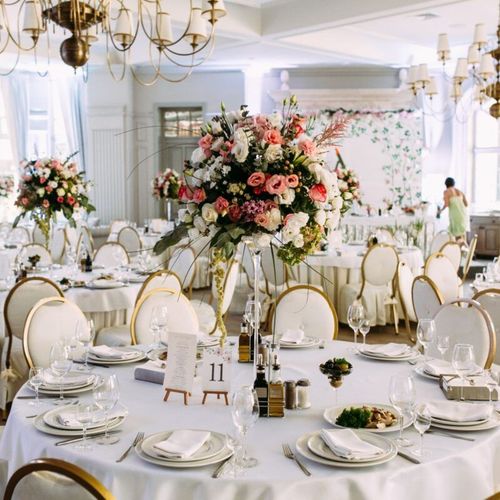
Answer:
[[334, 148, 361, 214], [151, 168, 181, 221], [155, 97, 348, 349], [14, 154, 95, 241], [0, 175, 14, 199]]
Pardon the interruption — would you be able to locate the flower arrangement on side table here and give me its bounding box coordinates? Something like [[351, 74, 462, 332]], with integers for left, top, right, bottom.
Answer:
[[0, 175, 15, 198], [14, 154, 95, 241], [154, 96, 349, 345], [334, 148, 361, 214], [151, 168, 181, 200]]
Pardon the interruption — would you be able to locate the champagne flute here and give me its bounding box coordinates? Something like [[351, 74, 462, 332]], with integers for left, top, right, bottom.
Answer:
[[416, 319, 436, 361], [389, 374, 416, 447], [436, 335, 450, 360], [29, 367, 44, 407], [347, 302, 365, 351], [49, 342, 73, 406], [93, 374, 120, 445], [413, 404, 432, 457], [75, 403, 95, 450], [484, 368, 500, 409], [76, 319, 96, 371], [359, 319, 370, 346], [231, 386, 259, 468], [452, 344, 475, 402]]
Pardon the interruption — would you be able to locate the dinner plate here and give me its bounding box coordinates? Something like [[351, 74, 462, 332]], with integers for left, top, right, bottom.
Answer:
[[197, 337, 221, 348], [87, 348, 146, 364], [357, 348, 417, 362], [42, 406, 122, 431], [36, 371, 96, 390], [430, 415, 490, 427], [86, 281, 124, 290], [141, 430, 226, 462], [306, 431, 394, 463], [323, 403, 412, 433], [29, 373, 98, 394], [128, 275, 146, 283], [296, 432, 397, 469], [430, 413, 500, 432], [34, 412, 124, 437], [413, 365, 440, 381], [263, 335, 320, 349]]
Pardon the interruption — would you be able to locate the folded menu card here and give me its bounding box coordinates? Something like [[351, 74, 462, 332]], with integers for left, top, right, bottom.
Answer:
[[426, 401, 492, 422], [153, 430, 210, 459], [280, 329, 305, 344], [320, 429, 383, 459]]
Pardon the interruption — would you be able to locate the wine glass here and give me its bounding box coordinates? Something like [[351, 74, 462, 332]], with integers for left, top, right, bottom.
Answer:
[[75, 403, 95, 450], [359, 319, 370, 346], [452, 344, 475, 402], [389, 374, 416, 447], [416, 319, 436, 361], [413, 404, 432, 457], [112, 245, 124, 270], [29, 367, 44, 406], [484, 368, 500, 409], [49, 342, 73, 405], [76, 319, 96, 371], [244, 299, 261, 335], [347, 302, 365, 351], [231, 386, 259, 468], [93, 374, 120, 445], [436, 335, 450, 360], [149, 305, 169, 348]]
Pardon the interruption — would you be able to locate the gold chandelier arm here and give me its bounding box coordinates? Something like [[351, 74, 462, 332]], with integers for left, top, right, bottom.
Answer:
[[0, 44, 21, 75], [162, 34, 215, 69], [105, 33, 127, 81], [32, 30, 50, 76], [162, 22, 215, 58]]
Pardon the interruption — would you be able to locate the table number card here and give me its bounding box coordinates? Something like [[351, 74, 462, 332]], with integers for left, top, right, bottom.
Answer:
[[163, 332, 198, 398], [201, 347, 232, 404]]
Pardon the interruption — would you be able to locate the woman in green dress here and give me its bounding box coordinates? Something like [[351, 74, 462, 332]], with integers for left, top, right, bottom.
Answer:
[[437, 177, 469, 242]]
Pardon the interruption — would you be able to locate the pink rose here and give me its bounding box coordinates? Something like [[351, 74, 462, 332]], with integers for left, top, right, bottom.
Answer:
[[286, 174, 299, 188], [67, 195, 75, 206], [265, 200, 278, 210], [220, 141, 233, 158], [265, 174, 287, 195], [57, 196, 64, 203], [74, 202, 80, 209], [21, 197, 29, 206], [247, 172, 266, 187], [309, 183, 327, 203], [45, 186, 53, 193], [42, 199, 50, 208], [198, 134, 213, 151], [214, 196, 229, 214], [192, 188, 207, 204], [254, 213, 269, 227], [263, 129, 283, 145], [298, 137, 316, 157], [178, 185, 193, 203], [39, 177, 47, 184], [228, 204, 242, 222]]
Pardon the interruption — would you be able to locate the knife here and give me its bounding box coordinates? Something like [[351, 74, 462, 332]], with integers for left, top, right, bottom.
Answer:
[[397, 449, 421, 464], [211, 456, 233, 478], [73, 361, 110, 368], [17, 395, 78, 400], [55, 430, 122, 446], [427, 430, 475, 442]]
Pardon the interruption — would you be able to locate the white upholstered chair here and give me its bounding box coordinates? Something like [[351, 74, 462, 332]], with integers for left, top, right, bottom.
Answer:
[[472, 288, 500, 366], [424, 252, 462, 301], [375, 228, 396, 245], [439, 241, 462, 274], [339, 244, 399, 329], [64, 226, 79, 250], [137, 270, 182, 298], [16, 244, 53, 267], [396, 261, 416, 338], [261, 246, 296, 296], [430, 299, 496, 368], [411, 275, 444, 322], [93, 242, 129, 268], [130, 288, 199, 345], [461, 234, 478, 283], [110, 220, 128, 234], [4, 458, 115, 500], [429, 230, 452, 255], [1, 277, 63, 406], [117, 226, 142, 254], [168, 246, 196, 298], [9, 227, 31, 245], [49, 227, 67, 264], [270, 284, 338, 341], [32, 225, 46, 245]]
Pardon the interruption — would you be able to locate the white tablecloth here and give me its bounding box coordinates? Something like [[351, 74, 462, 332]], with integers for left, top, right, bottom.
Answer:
[[1, 340, 498, 500]]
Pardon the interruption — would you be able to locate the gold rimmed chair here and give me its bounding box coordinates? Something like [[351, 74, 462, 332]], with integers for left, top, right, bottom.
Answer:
[[4, 458, 115, 500], [15, 243, 53, 267], [411, 275, 444, 322], [424, 252, 462, 301], [1, 277, 63, 407], [339, 243, 399, 331], [130, 288, 199, 345], [8, 227, 31, 245], [168, 246, 197, 298], [270, 284, 339, 341], [430, 298, 496, 369], [49, 227, 67, 264], [93, 242, 129, 268], [472, 288, 500, 366], [461, 234, 478, 283], [117, 226, 143, 255], [438, 240, 462, 274], [429, 230, 452, 256], [23, 297, 87, 368], [76, 225, 95, 260], [396, 261, 416, 342]]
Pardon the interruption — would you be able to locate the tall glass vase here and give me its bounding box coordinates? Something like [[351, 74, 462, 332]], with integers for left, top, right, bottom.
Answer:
[[250, 248, 261, 379], [165, 200, 173, 221]]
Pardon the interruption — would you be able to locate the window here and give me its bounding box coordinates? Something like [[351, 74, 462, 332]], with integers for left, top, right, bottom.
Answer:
[[160, 107, 203, 137], [472, 109, 500, 210]]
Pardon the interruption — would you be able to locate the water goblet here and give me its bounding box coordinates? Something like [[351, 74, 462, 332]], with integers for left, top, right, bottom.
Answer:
[[149, 305, 168, 349], [93, 374, 120, 445], [29, 367, 44, 406], [359, 319, 370, 346], [389, 374, 416, 447], [416, 319, 436, 361], [76, 319, 96, 371], [49, 342, 73, 405], [436, 335, 450, 360], [347, 302, 365, 351], [413, 404, 432, 457], [484, 368, 500, 409], [451, 344, 475, 402], [75, 403, 95, 450], [231, 386, 259, 468]]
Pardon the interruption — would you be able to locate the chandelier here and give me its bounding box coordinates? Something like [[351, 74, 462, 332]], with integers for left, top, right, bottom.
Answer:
[[406, 7, 500, 119], [0, 0, 226, 84]]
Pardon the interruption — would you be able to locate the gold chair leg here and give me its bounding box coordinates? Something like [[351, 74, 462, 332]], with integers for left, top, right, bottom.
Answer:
[[392, 304, 399, 335]]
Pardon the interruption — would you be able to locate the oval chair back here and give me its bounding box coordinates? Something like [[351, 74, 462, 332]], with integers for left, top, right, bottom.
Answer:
[[472, 288, 500, 365], [93, 242, 129, 268], [424, 252, 461, 302]]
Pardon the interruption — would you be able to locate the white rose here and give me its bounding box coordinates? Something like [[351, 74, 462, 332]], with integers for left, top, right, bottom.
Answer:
[[293, 234, 304, 248], [193, 215, 207, 233], [264, 144, 283, 163], [187, 203, 197, 214], [56, 188, 65, 197], [282, 224, 299, 243], [332, 196, 343, 210], [293, 212, 309, 228], [277, 188, 295, 205], [343, 191, 353, 200], [191, 147, 206, 165], [37, 188, 45, 197], [268, 112, 282, 128], [326, 210, 340, 231], [267, 208, 282, 231], [314, 209, 326, 226], [308, 163, 322, 182], [201, 203, 218, 223], [233, 128, 249, 163], [254, 232, 272, 248], [49, 181, 57, 189], [188, 227, 200, 240]]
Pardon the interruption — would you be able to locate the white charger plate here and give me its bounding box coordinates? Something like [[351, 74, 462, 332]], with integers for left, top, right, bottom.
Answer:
[[42, 406, 122, 431], [34, 372, 96, 391], [141, 430, 226, 463], [34, 412, 124, 437], [296, 432, 397, 469], [323, 403, 411, 434], [264, 335, 321, 349], [357, 348, 417, 362], [88, 348, 146, 364], [430, 415, 490, 427], [430, 413, 500, 432]]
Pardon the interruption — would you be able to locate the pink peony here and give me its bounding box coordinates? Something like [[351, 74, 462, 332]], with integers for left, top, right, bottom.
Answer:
[[228, 204, 242, 222], [265, 174, 287, 195], [192, 188, 207, 204], [254, 213, 269, 227], [178, 185, 193, 202], [298, 137, 316, 157], [263, 129, 283, 145], [214, 196, 229, 214], [309, 183, 327, 203], [286, 174, 299, 188], [247, 172, 266, 187], [42, 199, 50, 208]]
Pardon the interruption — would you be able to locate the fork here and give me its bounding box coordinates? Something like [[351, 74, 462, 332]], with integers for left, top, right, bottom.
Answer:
[[116, 432, 144, 463], [282, 443, 311, 476]]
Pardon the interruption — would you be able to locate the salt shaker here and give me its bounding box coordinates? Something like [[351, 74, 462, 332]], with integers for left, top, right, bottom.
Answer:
[[296, 378, 311, 409]]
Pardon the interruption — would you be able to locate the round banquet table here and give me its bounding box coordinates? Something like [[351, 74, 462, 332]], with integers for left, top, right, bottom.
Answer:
[[0, 340, 498, 500]]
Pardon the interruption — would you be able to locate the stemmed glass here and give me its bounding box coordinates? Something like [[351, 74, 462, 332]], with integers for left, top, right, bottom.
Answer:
[[359, 319, 370, 346], [49, 342, 73, 406], [389, 374, 416, 447], [150, 305, 169, 348], [416, 319, 436, 361], [231, 386, 259, 468], [75, 403, 95, 450], [244, 299, 261, 334], [29, 367, 44, 406], [76, 319, 96, 371], [484, 368, 500, 409], [413, 404, 432, 457], [347, 302, 365, 351], [452, 344, 475, 402], [436, 335, 450, 360], [93, 374, 120, 445]]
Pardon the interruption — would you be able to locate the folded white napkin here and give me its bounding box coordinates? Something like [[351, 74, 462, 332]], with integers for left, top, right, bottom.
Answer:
[[423, 359, 455, 376], [56, 406, 125, 427], [280, 329, 305, 344], [90, 279, 121, 288], [42, 371, 92, 387], [89, 346, 138, 360], [153, 430, 211, 459], [426, 401, 492, 422], [320, 429, 383, 459], [362, 343, 411, 357]]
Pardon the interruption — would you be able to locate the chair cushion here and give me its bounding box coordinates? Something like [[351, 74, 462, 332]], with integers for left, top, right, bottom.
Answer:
[[190, 300, 216, 334], [95, 325, 131, 347]]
